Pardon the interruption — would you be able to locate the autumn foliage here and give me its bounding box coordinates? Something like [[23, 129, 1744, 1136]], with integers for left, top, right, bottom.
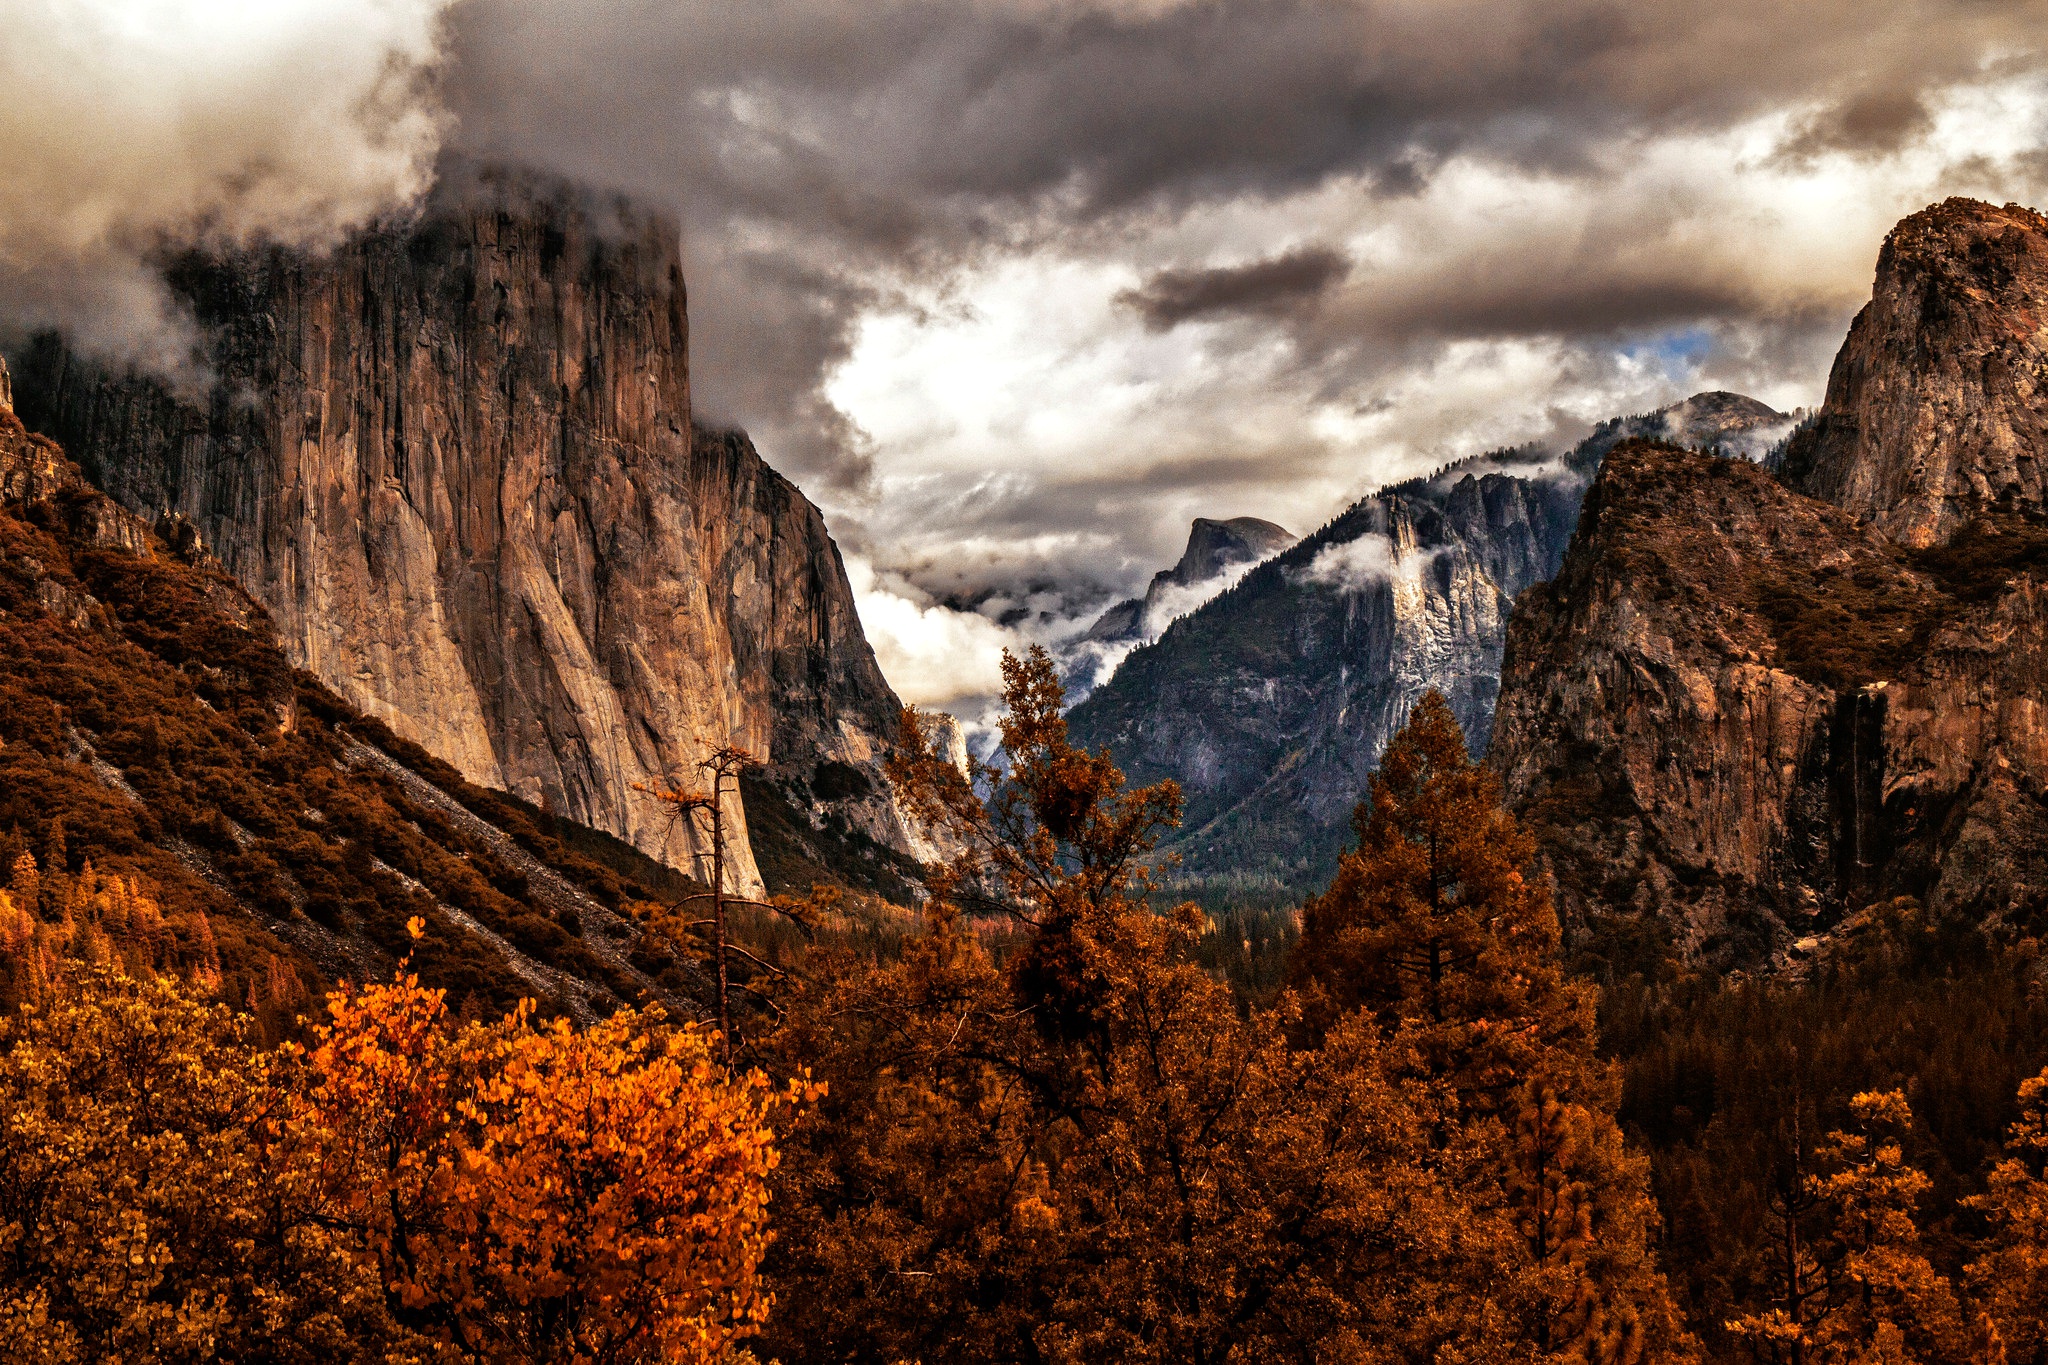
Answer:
[[0, 915, 808, 1364]]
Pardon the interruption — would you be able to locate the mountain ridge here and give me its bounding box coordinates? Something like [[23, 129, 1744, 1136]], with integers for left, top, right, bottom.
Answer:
[[1068, 391, 1786, 895], [1492, 198, 2048, 967]]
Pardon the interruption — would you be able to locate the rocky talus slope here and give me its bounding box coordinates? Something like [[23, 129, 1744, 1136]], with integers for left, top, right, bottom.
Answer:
[[15, 175, 920, 897], [1068, 394, 1784, 895], [1492, 199, 2048, 968], [0, 355, 720, 1021]]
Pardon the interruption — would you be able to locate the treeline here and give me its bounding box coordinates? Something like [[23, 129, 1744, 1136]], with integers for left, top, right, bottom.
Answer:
[[10, 649, 2048, 1361]]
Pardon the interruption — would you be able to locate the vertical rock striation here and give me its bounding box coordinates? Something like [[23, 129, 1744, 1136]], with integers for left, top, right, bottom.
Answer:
[[13, 175, 918, 894]]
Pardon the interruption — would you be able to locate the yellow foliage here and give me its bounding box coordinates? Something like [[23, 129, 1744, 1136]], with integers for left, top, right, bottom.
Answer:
[[305, 967, 814, 1362], [0, 953, 810, 1363]]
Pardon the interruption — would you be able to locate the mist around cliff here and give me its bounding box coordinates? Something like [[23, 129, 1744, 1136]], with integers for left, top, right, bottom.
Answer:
[[0, 0, 455, 379]]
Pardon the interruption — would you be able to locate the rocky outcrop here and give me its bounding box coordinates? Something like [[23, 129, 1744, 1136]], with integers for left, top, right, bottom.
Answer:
[[1491, 440, 2048, 966], [1085, 517, 1297, 645], [1492, 199, 2048, 967], [13, 175, 918, 895], [1782, 199, 2048, 546], [1067, 395, 1786, 892]]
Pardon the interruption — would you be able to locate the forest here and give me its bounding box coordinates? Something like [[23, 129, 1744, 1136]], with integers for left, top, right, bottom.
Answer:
[[4, 644, 2046, 1362]]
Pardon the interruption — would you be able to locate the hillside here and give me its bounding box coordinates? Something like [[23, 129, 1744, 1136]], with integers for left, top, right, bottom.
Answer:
[[0, 356, 734, 1022]]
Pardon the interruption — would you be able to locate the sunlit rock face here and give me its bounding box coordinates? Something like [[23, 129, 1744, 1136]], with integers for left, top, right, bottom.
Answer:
[[1783, 198, 2048, 547], [13, 175, 920, 895], [1494, 199, 2048, 969], [1067, 394, 1785, 894]]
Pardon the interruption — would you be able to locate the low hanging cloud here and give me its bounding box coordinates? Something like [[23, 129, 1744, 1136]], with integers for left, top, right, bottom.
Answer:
[[844, 557, 1017, 709], [1297, 531, 1442, 592], [0, 0, 455, 375]]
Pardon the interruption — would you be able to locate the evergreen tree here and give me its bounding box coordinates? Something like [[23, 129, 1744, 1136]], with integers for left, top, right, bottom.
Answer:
[[1812, 1091, 1961, 1361], [1730, 1089, 1957, 1364], [1293, 689, 1594, 1108], [761, 653, 1546, 1363], [1969, 1068, 2048, 1361], [1295, 690, 1691, 1361]]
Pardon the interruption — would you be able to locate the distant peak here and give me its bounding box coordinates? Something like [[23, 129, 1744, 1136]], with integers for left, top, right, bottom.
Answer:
[[1171, 516, 1295, 585], [1655, 391, 1790, 456]]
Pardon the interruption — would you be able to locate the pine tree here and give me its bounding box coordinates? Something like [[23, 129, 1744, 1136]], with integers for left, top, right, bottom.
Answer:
[[1969, 1068, 2048, 1361], [1293, 689, 1594, 1108], [1811, 1091, 1960, 1360], [1731, 1088, 1957, 1364], [762, 652, 1545, 1364], [1296, 691, 1691, 1361]]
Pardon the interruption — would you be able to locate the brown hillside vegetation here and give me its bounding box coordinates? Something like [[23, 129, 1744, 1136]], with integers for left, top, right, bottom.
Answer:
[[0, 395, 727, 1025]]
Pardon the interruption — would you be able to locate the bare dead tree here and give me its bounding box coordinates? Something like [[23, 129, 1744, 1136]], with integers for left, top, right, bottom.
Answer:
[[637, 744, 815, 1063]]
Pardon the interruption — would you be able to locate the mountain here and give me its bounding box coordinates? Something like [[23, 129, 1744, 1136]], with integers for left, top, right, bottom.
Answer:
[[1084, 516, 1297, 645], [1778, 198, 2048, 546], [1491, 199, 2048, 969], [0, 353, 716, 1021], [12, 171, 922, 898], [1066, 393, 1787, 895]]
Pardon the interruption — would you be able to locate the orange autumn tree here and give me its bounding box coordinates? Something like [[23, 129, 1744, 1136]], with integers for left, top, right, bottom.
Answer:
[[759, 648, 1542, 1364], [304, 920, 817, 1364], [0, 963, 413, 1365], [1294, 690, 1690, 1364]]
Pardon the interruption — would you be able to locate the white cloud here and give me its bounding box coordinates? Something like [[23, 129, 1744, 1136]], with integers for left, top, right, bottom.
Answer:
[[1143, 561, 1257, 631], [1296, 532, 1443, 593], [811, 65, 2048, 625], [0, 0, 455, 374], [845, 557, 1016, 710]]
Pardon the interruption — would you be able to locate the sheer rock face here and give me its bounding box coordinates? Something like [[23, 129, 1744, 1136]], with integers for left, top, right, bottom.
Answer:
[[1784, 198, 2048, 547], [1085, 517, 1297, 646], [13, 189, 916, 895], [1491, 440, 2048, 967], [1492, 199, 2048, 968], [1067, 395, 1785, 893]]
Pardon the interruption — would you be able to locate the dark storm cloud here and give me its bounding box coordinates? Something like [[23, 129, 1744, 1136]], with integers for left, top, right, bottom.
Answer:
[[442, 0, 2048, 489], [1120, 246, 1351, 329]]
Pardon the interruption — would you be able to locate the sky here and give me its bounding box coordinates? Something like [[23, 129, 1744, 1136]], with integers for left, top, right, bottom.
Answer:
[[8, 0, 2048, 713]]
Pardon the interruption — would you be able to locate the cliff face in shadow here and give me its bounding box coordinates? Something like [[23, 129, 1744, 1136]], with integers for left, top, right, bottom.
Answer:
[[14, 178, 921, 896], [1493, 199, 2048, 969], [1067, 395, 1784, 897]]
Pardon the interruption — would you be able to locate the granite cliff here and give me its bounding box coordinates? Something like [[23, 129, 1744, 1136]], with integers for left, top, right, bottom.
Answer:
[[1084, 516, 1297, 645], [0, 353, 719, 1022], [13, 175, 921, 897], [1780, 198, 2048, 546], [1492, 199, 2048, 968], [1067, 394, 1785, 895]]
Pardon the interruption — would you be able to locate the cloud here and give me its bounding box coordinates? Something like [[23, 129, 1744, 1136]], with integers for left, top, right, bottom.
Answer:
[[0, 0, 455, 376], [19, 1, 2048, 719], [1295, 531, 1436, 592], [845, 557, 1016, 709], [1119, 246, 1350, 329], [438, 0, 2048, 499]]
